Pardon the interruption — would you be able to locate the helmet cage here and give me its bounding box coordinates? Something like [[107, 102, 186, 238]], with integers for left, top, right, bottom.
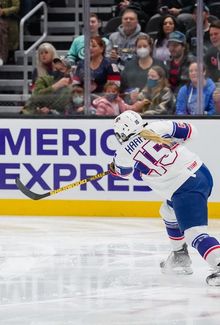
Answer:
[[115, 131, 136, 144]]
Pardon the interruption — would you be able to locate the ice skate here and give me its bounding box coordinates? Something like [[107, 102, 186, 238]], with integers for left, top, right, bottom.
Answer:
[[160, 243, 193, 275], [206, 265, 220, 286]]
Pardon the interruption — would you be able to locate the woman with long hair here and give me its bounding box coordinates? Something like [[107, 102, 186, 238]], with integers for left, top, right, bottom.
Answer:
[[153, 14, 178, 62], [109, 110, 220, 286], [31, 42, 59, 89], [137, 65, 175, 115]]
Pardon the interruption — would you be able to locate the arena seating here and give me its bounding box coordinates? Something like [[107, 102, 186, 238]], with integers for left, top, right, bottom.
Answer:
[[0, 1, 115, 114]]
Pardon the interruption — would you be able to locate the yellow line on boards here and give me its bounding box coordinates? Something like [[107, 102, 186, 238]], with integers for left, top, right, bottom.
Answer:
[[0, 200, 220, 218]]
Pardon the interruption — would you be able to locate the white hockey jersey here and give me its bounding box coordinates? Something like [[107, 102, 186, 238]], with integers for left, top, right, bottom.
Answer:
[[114, 120, 203, 200]]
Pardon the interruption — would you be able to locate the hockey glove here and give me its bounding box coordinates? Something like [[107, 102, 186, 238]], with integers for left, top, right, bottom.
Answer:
[[109, 161, 118, 177]]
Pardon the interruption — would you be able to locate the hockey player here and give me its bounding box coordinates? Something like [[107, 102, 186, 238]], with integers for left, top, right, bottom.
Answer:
[[109, 110, 220, 286]]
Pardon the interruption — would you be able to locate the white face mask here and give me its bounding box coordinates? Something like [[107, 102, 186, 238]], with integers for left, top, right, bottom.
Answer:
[[136, 47, 150, 58]]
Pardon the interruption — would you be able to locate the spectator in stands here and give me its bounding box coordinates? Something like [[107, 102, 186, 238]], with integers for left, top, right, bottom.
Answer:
[[136, 65, 175, 115], [31, 42, 59, 90], [166, 31, 195, 94], [186, 3, 212, 57], [0, 0, 20, 66], [20, 0, 40, 15], [175, 61, 216, 115], [213, 85, 220, 115], [72, 36, 121, 95], [92, 82, 125, 116], [204, 20, 220, 82], [65, 85, 84, 115], [21, 57, 73, 115], [91, 81, 147, 116], [20, 0, 41, 34], [157, 0, 195, 32], [113, 0, 156, 31], [120, 34, 166, 102], [66, 13, 109, 67], [153, 14, 178, 63], [106, 8, 146, 70]]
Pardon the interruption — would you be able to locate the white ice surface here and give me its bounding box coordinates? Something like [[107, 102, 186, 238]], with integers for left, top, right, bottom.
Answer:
[[0, 216, 220, 325]]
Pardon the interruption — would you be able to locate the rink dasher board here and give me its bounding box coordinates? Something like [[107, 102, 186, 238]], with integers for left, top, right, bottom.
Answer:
[[0, 199, 219, 218], [0, 118, 219, 217]]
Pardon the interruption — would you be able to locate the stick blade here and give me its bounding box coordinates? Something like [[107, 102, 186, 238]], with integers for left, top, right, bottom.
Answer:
[[16, 178, 50, 200]]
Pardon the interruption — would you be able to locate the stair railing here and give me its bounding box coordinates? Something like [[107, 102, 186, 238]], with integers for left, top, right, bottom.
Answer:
[[19, 1, 48, 94]]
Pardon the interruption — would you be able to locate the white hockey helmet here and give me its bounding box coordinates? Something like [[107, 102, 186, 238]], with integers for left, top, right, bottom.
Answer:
[[114, 110, 144, 144]]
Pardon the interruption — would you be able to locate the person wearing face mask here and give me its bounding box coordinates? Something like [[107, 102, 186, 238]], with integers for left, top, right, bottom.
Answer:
[[136, 65, 175, 115], [120, 34, 166, 103], [65, 85, 85, 115], [91, 81, 147, 116]]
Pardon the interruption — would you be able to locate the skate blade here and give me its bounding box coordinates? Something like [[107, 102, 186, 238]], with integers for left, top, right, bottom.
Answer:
[[206, 273, 220, 286], [160, 265, 193, 275]]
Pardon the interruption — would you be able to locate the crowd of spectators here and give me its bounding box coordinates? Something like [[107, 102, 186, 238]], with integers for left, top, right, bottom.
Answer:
[[1, 1, 220, 116]]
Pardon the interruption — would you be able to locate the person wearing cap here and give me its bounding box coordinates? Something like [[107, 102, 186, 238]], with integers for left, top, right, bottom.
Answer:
[[186, 3, 212, 56], [166, 30, 195, 94], [21, 56, 73, 115], [53, 57, 73, 75]]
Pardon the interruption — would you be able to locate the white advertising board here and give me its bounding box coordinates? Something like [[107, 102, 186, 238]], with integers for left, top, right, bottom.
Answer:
[[0, 118, 219, 203]]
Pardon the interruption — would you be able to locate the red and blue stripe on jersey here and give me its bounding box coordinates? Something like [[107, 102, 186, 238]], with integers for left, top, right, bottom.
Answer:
[[171, 122, 192, 140]]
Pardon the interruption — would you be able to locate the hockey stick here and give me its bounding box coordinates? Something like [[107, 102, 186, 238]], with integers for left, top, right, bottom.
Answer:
[[16, 170, 110, 200]]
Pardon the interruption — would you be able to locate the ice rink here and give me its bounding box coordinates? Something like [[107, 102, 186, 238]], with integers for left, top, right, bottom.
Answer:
[[0, 216, 220, 325]]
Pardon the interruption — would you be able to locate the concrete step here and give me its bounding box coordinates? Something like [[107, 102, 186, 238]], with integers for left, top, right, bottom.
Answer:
[[0, 65, 32, 72], [24, 35, 74, 43], [0, 93, 30, 114], [0, 106, 23, 114], [0, 79, 31, 91], [0, 94, 30, 101], [46, 21, 80, 34], [0, 65, 32, 79], [0, 94, 30, 114], [23, 35, 73, 50], [44, 6, 113, 34], [48, 6, 113, 15]]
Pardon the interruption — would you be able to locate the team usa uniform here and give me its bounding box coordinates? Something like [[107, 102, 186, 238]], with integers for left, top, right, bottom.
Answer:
[[111, 111, 220, 286]]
